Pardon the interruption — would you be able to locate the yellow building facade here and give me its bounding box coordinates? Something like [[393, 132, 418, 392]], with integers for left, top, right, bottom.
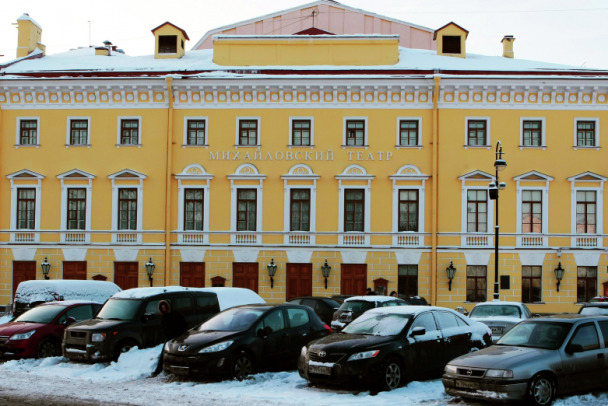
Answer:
[[1, 13, 607, 314]]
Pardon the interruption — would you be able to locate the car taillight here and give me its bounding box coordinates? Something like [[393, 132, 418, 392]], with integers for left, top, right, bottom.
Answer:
[[323, 324, 332, 333]]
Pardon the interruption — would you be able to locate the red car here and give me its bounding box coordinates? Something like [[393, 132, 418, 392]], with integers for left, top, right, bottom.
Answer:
[[0, 301, 102, 359]]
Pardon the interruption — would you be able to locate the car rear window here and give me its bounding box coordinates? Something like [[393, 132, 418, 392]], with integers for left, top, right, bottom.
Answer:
[[287, 308, 310, 328], [470, 305, 521, 318], [340, 300, 375, 313]]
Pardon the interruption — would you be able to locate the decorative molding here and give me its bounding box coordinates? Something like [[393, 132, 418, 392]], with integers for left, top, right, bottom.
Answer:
[[62, 248, 88, 261], [573, 251, 601, 267], [285, 250, 313, 263], [232, 249, 259, 263], [180, 249, 206, 262], [113, 249, 139, 262], [464, 251, 492, 265], [518, 251, 546, 266], [340, 250, 368, 264], [394, 250, 422, 264], [11, 248, 36, 261]]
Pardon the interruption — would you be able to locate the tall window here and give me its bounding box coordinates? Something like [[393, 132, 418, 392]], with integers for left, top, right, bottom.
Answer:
[[345, 120, 365, 146], [291, 120, 311, 146], [466, 265, 487, 302], [118, 189, 137, 230], [70, 119, 89, 145], [239, 120, 258, 146], [186, 120, 206, 145], [577, 266, 597, 302], [398, 190, 418, 232], [344, 189, 364, 232], [576, 191, 596, 233], [467, 120, 487, 146], [17, 189, 36, 229], [237, 189, 257, 231], [398, 265, 418, 297], [120, 119, 139, 145], [67, 188, 86, 230], [467, 190, 487, 232], [576, 121, 596, 147], [522, 266, 542, 303], [522, 190, 542, 233], [290, 189, 310, 231], [20, 120, 38, 145], [522, 120, 542, 146], [184, 189, 204, 231], [399, 120, 419, 146]]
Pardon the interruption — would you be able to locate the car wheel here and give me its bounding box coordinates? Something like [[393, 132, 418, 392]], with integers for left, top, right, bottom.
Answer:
[[37, 338, 60, 358], [527, 373, 556, 406], [380, 358, 403, 391], [232, 351, 254, 381], [113, 339, 137, 361]]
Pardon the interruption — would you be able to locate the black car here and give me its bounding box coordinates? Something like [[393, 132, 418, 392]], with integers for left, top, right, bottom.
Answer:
[[287, 296, 343, 325], [330, 296, 406, 332], [299, 305, 492, 391], [163, 304, 332, 380]]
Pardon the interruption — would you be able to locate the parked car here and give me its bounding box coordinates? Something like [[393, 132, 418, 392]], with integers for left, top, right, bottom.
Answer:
[[163, 303, 332, 380], [12, 279, 121, 317], [443, 314, 608, 406], [331, 295, 406, 332], [468, 301, 533, 342], [299, 306, 492, 391], [399, 295, 429, 306], [0, 300, 102, 359], [589, 296, 608, 302], [578, 302, 608, 315], [63, 286, 265, 362], [287, 296, 343, 325]]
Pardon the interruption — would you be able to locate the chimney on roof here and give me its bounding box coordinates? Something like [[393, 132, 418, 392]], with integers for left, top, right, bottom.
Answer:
[[15, 13, 46, 57], [501, 35, 515, 58]]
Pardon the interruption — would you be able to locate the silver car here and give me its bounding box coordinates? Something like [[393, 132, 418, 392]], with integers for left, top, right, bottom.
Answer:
[[442, 315, 608, 406], [468, 301, 532, 342]]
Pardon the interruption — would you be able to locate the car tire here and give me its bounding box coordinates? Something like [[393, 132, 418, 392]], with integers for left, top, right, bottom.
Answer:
[[113, 339, 137, 361], [37, 337, 60, 358], [527, 373, 556, 406], [379, 358, 403, 391], [232, 351, 254, 381]]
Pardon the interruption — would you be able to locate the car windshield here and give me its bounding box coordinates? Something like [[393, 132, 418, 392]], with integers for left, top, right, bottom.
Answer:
[[95, 298, 141, 321], [497, 321, 571, 350], [470, 305, 521, 318], [198, 308, 265, 332], [14, 305, 66, 324], [579, 306, 608, 315], [339, 300, 375, 313], [343, 313, 412, 336]]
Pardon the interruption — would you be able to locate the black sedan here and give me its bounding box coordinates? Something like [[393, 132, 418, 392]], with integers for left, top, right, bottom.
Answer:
[[299, 305, 491, 391], [163, 304, 331, 380], [287, 296, 343, 325]]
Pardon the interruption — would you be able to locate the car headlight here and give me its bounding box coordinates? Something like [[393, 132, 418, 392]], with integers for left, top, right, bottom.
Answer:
[[347, 350, 380, 361], [91, 333, 106, 342], [164, 342, 171, 351], [485, 369, 513, 378], [10, 329, 36, 340], [198, 340, 233, 353], [301, 346, 308, 357], [444, 364, 457, 374]]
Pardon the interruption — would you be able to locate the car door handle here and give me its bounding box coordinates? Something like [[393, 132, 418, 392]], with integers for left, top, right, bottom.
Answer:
[[598, 353, 604, 359]]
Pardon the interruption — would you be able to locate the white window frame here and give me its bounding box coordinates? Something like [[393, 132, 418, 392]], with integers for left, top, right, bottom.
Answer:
[[58, 169, 95, 243], [464, 117, 491, 148], [514, 171, 553, 248], [175, 164, 213, 244], [66, 116, 91, 147], [343, 117, 368, 147], [568, 172, 606, 248], [336, 165, 374, 246], [183, 116, 208, 147], [109, 170, 146, 243], [458, 171, 495, 247], [116, 116, 142, 147], [235, 117, 261, 147], [288, 117, 314, 147], [573, 118, 600, 149], [396, 117, 422, 148], [519, 117, 546, 149], [7, 169, 45, 243], [281, 164, 320, 245], [228, 164, 265, 244], [16, 117, 40, 147], [390, 165, 429, 247]]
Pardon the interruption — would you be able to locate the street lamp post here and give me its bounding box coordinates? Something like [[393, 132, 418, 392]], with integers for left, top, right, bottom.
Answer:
[[489, 141, 507, 300]]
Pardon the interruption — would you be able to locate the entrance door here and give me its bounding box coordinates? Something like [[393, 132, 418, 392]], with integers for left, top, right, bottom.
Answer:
[[233, 262, 259, 293], [286, 263, 312, 301], [13, 261, 36, 297], [180, 262, 205, 287], [63, 261, 87, 280], [340, 264, 367, 295], [114, 262, 138, 290]]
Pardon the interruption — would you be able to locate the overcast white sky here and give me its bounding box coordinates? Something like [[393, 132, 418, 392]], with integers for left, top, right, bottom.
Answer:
[[1, 0, 607, 69]]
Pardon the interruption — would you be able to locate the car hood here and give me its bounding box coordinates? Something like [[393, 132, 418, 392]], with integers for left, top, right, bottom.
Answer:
[[448, 345, 557, 370], [308, 333, 395, 352], [0, 322, 45, 336], [165, 330, 242, 354], [67, 318, 129, 331]]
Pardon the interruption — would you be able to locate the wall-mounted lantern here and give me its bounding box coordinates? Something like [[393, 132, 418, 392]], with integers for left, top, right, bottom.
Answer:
[[321, 259, 332, 289], [267, 258, 278, 289], [446, 261, 457, 291], [41, 257, 51, 280], [554, 262, 565, 292], [145, 257, 155, 287]]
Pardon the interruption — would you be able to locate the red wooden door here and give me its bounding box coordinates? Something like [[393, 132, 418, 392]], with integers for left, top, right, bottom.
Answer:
[[286, 263, 312, 301], [63, 261, 87, 280], [13, 261, 36, 297], [233, 262, 259, 293], [341, 264, 368, 295], [180, 262, 205, 287], [114, 262, 138, 290]]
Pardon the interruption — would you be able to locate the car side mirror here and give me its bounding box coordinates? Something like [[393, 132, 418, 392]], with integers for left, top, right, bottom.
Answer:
[[66, 316, 77, 325], [410, 326, 426, 336], [566, 343, 584, 354]]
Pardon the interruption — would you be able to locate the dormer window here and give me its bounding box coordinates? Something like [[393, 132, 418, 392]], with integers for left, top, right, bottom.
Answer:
[[159, 35, 177, 54], [442, 36, 461, 54], [433, 22, 468, 58], [152, 22, 189, 59]]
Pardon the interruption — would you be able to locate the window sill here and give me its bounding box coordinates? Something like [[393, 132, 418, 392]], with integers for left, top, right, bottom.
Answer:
[[518, 145, 546, 150], [463, 145, 490, 150], [288, 145, 315, 149], [65, 144, 92, 148], [341, 145, 369, 149], [14, 144, 40, 148], [116, 144, 142, 148], [395, 145, 422, 150], [182, 144, 209, 148], [233, 145, 260, 148], [573, 146, 600, 151]]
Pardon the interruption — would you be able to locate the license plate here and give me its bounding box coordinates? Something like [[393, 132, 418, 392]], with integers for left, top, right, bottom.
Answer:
[[490, 326, 503, 334], [309, 364, 331, 375], [455, 380, 478, 390]]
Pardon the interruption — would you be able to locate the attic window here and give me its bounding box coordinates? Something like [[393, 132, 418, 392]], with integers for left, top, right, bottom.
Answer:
[[159, 35, 177, 54], [442, 36, 461, 54]]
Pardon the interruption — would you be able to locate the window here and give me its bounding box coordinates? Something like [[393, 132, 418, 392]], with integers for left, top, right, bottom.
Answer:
[[344, 189, 364, 232], [577, 266, 597, 303], [398, 190, 419, 232], [184, 189, 204, 231], [290, 189, 310, 231], [570, 323, 600, 351], [467, 190, 487, 232], [522, 266, 542, 303], [398, 119, 419, 146], [291, 119, 311, 146], [522, 120, 542, 147], [398, 265, 418, 297], [238, 119, 258, 146], [467, 120, 487, 146], [67, 188, 86, 230], [237, 189, 257, 231], [70, 119, 89, 145], [345, 120, 365, 146], [442, 36, 461, 54], [19, 119, 38, 145], [186, 120, 206, 145], [576, 191, 596, 233], [118, 188, 137, 230], [576, 120, 596, 147], [159, 35, 177, 53], [522, 190, 542, 233], [466, 265, 487, 302], [17, 189, 36, 229], [120, 119, 139, 145]]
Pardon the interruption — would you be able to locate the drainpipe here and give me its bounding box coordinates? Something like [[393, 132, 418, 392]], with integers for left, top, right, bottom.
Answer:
[[431, 74, 441, 305], [164, 76, 174, 285]]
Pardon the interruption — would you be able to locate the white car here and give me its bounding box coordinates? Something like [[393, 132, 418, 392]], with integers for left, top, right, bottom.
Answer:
[[330, 295, 406, 332], [468, 301, 532, 342]]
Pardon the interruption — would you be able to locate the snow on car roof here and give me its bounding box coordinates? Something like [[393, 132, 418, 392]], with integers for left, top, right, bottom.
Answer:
[[473, 301, 526, 307], [14, 280, 122, 304], [41, 300, 102, 306], [344, 295, 404, 303], [366, 305, 448, 317]]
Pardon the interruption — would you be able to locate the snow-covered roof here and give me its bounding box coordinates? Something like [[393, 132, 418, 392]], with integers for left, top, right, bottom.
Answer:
[[344, 295, 405, 303], [17, 13, 42, 30], [14, 280, 122, 304], [366, 305, 447, 316]]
